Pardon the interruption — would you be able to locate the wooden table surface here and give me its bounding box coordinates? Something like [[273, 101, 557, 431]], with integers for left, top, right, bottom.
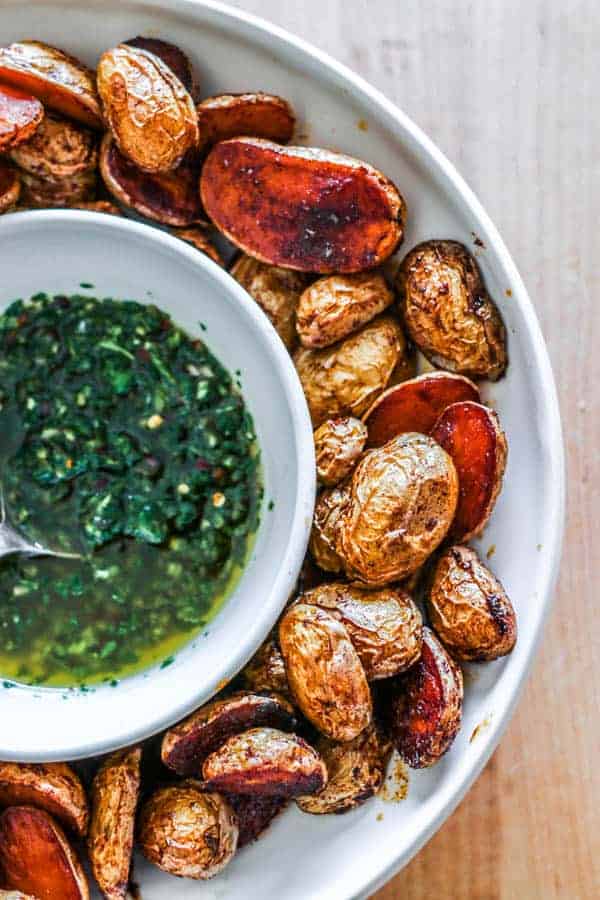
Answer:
[[229, 1, 597, 896]]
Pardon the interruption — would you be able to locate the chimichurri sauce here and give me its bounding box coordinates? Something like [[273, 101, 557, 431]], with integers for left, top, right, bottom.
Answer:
[[0, 293, 261, 686]]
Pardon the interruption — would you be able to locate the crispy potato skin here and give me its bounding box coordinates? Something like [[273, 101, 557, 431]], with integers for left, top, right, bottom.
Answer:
[[230, 255, 311, 350], [295, 314, 407, 427], [240, 637, 292, 699], [0, 891, 37, 899], [309, 485, 348, 573], [0, 806, 89, 899], [138, 783, 237, 879], [386, 627, 463, 768], [336, 433, 459, 584], [314, 416, 367, 486], [0, 762, 88, 837], [201, 138, 406, 273], [296, 725, 391, 814], [162, 691, 297, 776], [202, 727, 327, 797], [0, 160, 21, 213], [301, 583, 423, 680], [224, 793, 287, 847], [0, 41, 102, 129], [197, 93, 295, 145], [18, 168, 96, 208], [397, 240, 507, 380], [88, 747, 141, 900], [431, 401, 507, 540], [72, 200, 121, 215], [97, 44, 198, 173], [364, 371, 480, 448], [10, 112, 97, 179], [0, 83, 44, 151], [125, 37, 195, 94], [173, 226, 224, 266], [279, 603, 372, 741], [297, 272, 393, 349], [428, 545, 517, 661]]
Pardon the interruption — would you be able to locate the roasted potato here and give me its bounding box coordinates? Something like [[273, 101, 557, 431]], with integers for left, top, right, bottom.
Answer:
[[0, 891, 37, 899], [10, 112, 97, 180], [301, 582, 422, 680], [138, 783, 237, 879], [202, 727, 327, 797], [295, 314, 407, 427], [397, 240, 507, 381], [173, 226, 224, 266], [308, 484, 348, 573], [296, 725, 391, 814], [0, 83, 44, 151], [336, 432, 459, 584], [200, 138, 406, 273], [385, 627, 463, 768], [296, 272, 394, 348], [0, 806, 89, 899], [279, 603, 372, 741], [428, 545, 517, 661], [224, 793, 287, 847], [97, 44, 198, 173], [0, 160, 21, 213], [240, 636, 291, 699], [88, 747, 141, 900], [364, 371, 480, 448], [431, 401, 507, 540], [0, 762, 88, 838], [125, 36, 195, 95], [314, 416, 367, 486], [18, 168, 96, 208], [197, 93, 295, 145], [230, 255, 311, 350], [72, 200, 121, 215], [162, 691, 296, 776]]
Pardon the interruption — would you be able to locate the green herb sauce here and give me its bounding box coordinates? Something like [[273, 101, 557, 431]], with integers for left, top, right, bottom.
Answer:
[[0, 293, 261, 686]]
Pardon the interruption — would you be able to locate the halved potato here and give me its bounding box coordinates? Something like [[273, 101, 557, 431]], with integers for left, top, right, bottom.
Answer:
[[314, 416, 367, 486], [0, 83, 44, 151], [224, 793, 287, 847], [240, 636, 291, 699], [296, 272, 394, 348], [0, 160, 21, 213], [0, 762, 88, 837], [72, 200, 121, 215], [197, 93, 295, 145], [19, 168, 96, 208], [125, 36, 195, 95], [173, 226, 224, 266], [201, 138, 406, 273], [0, 891, 37, 899], [0, 40, 102, 129], [10, 112, 97, 180]]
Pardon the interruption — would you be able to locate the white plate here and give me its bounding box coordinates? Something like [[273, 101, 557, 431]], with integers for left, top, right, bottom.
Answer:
[[0, 1, 565, 897]]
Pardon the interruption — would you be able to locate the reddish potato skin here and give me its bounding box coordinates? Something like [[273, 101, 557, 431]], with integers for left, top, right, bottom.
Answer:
[[197, 93, 295, 145], [124, 37, 195, 94], [386, 627, 463, 768], [0, 762, 88, 837], [201, 138, 406, 273], [0, 83, 44, 151], [173, 227, 224, 266], [224, 793, 287, 847], [431, 401, 507, 540], [0, 160, 21, 213], [364, 372, 480, 448]]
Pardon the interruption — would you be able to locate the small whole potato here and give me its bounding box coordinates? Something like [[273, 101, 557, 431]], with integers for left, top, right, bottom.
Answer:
[[397, 240, 507, 381], [279, 603, 372, 741], [301, 582, 422, 680], [308, 485, 348, 573], [10, 112, 97, 180], [18, 168, 96, 208], [336, 432, 459, 584], [295, 314, 408, 427], [240, 636, 291, 699], [428, 545, 517, 661], [296, 272, 394, 348], [138, 783, 237, 880], [0, 160, 21, 213], [314, 416, 367, 486]]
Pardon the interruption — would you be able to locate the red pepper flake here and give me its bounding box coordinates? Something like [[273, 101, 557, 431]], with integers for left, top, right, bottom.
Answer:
[[194, 457, 210, 471], [160, 318, 172, 331], [136, 347, 151, 363], [17, 313, 28, 327]]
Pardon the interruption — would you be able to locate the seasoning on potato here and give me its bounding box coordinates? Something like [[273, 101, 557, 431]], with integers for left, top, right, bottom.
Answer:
[[200, 138, 406, 273], [18, 167, 96, 208], [138, 783, 238, 879], [197, 92, 295, 145], [301, 582, 423, 680], [88, 746, 141, 900], [0, 160, 21, 213], [125, 36, 195, 95], [173, 226, 224, 266], [97, 43, 198, 173], [279, 603, 372, 741], [0, 83, 44, 151], [314, 416, 367, 486], [397, 239, 507, 381], [10, 112, 97, 181], [309, 484, 348, 573], [428, 545, 517, 661], [240, 635, 291, 698], [0, 762, 88, 837], [295, 314, 407, 427]]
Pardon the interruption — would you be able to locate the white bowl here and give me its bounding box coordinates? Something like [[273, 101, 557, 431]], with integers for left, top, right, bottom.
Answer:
[[0, 2, 565, 898], [0, 209, 315, 761]]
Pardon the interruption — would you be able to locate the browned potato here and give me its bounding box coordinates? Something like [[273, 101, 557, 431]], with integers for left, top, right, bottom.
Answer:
[[279, 603, 372, 741], [386, 627, 463, 768], [0, 762, 88, 837], [0, 891, 37, 899], [10, 112, 97, 180], [125, 37, 195, 95], [162, 691, 297, 776], [397, 240, 507, 381], [224, 793, 287, 847], [314, 416, 367, 486], [97, 44, 198, 173], [296, 272, 394, 348], [88, 747, 141, 900], [72, 200, 121, 215], [138, 783, 237, 879], [19, 168, 96, 208], [428, 545, 517, 661], [240, 636, 291, 698], [296, 725, 391, 814], [230, 255, 311, 351], [197, 93, 295, 145], [295, 314, 407, 427], [202, 727, 327, 797], [0, 41, 102, 129], [173, 226, 224, 266], [0, 160, 21, 213], [336, 433, 458, 584], [0, 83, 44, 151], [301, 583, 422, 680], [308, 484, 347, 573]]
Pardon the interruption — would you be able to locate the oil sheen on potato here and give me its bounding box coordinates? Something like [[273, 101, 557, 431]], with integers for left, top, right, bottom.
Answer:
[[0, 293, 261, 686]]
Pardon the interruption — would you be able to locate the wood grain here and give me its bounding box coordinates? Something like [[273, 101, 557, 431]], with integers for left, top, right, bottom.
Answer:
[[230, 1, 599, 897]]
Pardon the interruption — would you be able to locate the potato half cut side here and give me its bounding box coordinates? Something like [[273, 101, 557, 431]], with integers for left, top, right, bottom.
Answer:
[[124, 36, 195, 95], [0, 762, 88, 837], [224, 793, 288, 847], [197, 93, 295, 145], [0, 83, 44, 151]]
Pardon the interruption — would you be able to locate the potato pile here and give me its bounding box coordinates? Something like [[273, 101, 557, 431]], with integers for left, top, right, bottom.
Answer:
[[0, 32, 517, 896]]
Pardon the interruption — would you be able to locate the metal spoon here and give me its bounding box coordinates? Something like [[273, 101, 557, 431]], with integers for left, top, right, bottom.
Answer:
[[0, 487, 81, 561]]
